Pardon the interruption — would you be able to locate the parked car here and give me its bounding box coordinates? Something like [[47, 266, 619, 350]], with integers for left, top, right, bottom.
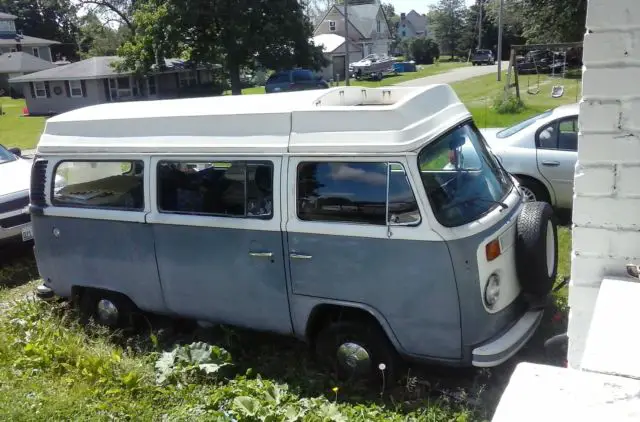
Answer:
[[0, 145, 34, 245], [471, 49, 495, 66], [264, 69, 329, 93], [32, 85, 558, 385], [481, 103, 579, 210], [516, 50, 554, 74]]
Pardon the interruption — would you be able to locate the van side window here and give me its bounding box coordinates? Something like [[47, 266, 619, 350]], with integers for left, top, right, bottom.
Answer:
[[297, 162, 420, 225], [52, 160, 144, 210], [157, 160, 273, 219]]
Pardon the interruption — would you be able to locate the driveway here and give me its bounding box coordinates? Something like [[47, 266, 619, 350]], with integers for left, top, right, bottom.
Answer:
[[395, 61, 509, 87]]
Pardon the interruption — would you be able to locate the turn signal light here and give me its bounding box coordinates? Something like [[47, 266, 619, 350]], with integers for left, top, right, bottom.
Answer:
[[486, 238, 501, 261]]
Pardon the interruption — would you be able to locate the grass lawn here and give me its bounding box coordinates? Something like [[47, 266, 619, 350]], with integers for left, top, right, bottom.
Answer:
[[451, 72, 582, 129], [0, 97, 46, 151], [228, 61, 470, 95]]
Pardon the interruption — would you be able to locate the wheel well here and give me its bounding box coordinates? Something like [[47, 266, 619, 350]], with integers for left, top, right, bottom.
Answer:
[[306, 304, 386, 345], [71, 286, 136, 308], [513, 174, 553, 203]]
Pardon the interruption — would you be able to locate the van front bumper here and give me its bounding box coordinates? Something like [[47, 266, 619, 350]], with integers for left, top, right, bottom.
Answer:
[[471, 309, 543, 367]]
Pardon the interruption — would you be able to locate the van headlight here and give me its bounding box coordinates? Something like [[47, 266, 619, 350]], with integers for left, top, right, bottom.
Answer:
[[484, 273, 501, 308]]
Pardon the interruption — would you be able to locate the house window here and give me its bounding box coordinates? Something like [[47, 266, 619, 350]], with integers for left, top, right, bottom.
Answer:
[[0, 20, 15, 32], [109, 76, 137, 99], [32, 47, 39, 58], [69, 80, 83, 97], [178, 71, 196, 88], [147, 76, 157, 96], [402, 30, 406, 37], [329, 20, 336, 31], [10, 47, 16, 53], [199, 70, 213, 84], [377, 20, 381, 33], [33, 81, 47, 98]]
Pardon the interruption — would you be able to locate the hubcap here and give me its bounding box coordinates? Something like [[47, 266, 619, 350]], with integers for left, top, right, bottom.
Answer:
[[96, 299, 119, 326], [519, 185, 537, 202], [336, 342, 371, 376], [546, 220, 555, 278]]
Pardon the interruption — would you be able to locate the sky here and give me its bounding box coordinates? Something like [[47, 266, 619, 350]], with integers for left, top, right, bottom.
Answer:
[[387, 0, 476, 15]]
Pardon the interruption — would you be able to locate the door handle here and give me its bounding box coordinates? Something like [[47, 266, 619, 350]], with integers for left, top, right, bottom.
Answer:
[[541, 161, 560, 167], [249, 251, 273, 258], [290, 253, 312, 260]]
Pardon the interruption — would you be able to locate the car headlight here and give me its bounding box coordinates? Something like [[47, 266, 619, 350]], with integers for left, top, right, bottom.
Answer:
[[484, 273, 501, 308]]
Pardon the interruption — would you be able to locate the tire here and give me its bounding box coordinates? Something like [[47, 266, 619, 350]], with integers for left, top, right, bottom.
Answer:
[[315, 320, 400, 388], [516, 177, 550, 204], [78, 289, 136, 329], [515, 202, 558, 299]]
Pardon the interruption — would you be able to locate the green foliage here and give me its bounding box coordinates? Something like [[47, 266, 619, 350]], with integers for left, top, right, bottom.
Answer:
[[492, 92, 525, 114], [410, 37, 440, 65], [117, 0, 328, 94], [77, 12, 130, 58], [155, 341, 232, 385], [0, 299, 475, 421], [428, 0, 466, 59]]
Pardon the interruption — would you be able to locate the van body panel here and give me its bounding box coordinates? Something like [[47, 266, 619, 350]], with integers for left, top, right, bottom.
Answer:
[[287, 231, 462, 359], [444, 200, 525, 358], [152, 224, 293, 334], [31, 216, 166, 312]]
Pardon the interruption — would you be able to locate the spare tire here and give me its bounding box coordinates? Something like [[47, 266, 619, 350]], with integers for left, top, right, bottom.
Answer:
[[515, 201, 558, 298]]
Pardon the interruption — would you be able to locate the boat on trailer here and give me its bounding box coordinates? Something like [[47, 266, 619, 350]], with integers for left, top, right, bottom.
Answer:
[[349, 54, 396, 80]]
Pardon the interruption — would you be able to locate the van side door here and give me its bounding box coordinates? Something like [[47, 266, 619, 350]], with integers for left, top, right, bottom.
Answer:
[[284, 157, 461, 360], [147, 156, 292, 334]]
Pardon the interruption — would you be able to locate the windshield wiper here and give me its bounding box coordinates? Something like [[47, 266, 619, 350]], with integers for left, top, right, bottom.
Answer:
[[450, 197, 509, 211]]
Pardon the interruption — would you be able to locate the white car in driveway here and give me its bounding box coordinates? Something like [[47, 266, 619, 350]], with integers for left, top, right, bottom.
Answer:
[[0, 145, 34, 244], [481, 103, 579, 210]]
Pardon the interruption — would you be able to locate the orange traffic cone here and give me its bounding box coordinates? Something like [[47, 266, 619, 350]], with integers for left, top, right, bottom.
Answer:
[[23, 106, 29, 116]]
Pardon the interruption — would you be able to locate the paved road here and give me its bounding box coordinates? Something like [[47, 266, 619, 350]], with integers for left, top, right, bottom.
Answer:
[[395, 61, 509, 87]]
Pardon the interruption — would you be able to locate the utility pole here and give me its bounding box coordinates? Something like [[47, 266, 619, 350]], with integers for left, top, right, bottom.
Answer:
[[497, 0, 503, 80], [477, 0, 482, 50], [344, 0, 350, 86]]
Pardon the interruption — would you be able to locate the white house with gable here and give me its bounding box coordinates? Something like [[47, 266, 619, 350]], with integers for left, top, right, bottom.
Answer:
[[313, 0, 392, 80]]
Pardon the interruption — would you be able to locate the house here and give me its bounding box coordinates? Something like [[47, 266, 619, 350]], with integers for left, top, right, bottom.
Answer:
[[9, 56, 221, 116], [0, 11, 60, 95], [313, 0, 392, 80], [396, 10, 429, 41]]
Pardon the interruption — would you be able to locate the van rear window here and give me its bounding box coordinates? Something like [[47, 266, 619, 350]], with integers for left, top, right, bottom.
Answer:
[[157, 160, 273, 218], [52, 160, 144, 210]]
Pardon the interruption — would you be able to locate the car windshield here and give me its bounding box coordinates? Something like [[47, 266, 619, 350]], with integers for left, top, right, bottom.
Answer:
[[0, 145, 17, 164], [418, 121, 513, 227], [496, 110, 553, 138]]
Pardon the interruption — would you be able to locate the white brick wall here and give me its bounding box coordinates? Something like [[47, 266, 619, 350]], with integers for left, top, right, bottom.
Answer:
[[568, 0, 640, 368]]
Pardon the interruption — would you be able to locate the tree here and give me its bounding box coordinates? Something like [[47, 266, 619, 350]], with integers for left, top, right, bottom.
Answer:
[[117, 0, 328, 95], [429, 0, 466, 59], [0, 0, 80, 60], [410, 37, 439, 64], [76, 0, 138, 35], [77, 12, 129, 58], [517, 0, 587, 43]]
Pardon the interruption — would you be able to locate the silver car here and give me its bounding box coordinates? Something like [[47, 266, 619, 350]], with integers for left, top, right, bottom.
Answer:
[[481, 103, 579, 209], [0, 145, 34, 244]]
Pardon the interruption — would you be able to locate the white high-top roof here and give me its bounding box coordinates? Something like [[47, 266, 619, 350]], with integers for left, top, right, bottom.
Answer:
[[38, 85, 471, 155]]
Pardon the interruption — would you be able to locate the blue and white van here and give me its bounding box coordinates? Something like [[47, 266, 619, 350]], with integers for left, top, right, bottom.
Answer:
[[30, 85, 557, 383]]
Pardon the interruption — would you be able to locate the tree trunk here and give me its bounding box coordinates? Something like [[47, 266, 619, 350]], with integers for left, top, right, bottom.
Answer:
[[228, 62, 242, 95]]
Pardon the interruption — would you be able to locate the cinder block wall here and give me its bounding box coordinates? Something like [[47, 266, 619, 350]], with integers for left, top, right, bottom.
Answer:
[[568, 0, 640, 368]]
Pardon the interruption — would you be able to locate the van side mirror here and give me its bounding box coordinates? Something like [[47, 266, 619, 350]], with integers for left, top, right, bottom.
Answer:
[[8, 147, 21, 156]]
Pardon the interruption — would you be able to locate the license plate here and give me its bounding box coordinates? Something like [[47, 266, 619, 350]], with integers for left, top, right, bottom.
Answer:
[[21, 225, 33, 242]]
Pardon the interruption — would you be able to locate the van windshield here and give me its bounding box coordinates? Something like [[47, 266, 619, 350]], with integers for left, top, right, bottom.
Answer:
[[418, 121, 513, 227]]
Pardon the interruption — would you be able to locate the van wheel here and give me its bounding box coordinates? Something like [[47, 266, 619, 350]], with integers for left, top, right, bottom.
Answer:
[[315, 321, 399, 388], [515, 202, 558, 300], [78, 289, 135, 329]]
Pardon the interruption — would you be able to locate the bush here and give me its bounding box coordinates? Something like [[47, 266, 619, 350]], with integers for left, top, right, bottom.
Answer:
[[493, 93, 525, 114], [409, 37, 440, 65]]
